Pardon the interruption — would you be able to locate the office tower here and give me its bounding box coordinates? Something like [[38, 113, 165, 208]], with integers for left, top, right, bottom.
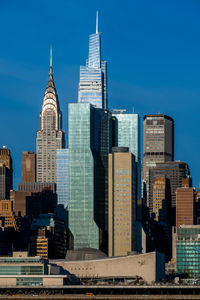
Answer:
[[143, 115, 174, 203], [0, 146, 12, 169], [112, 110, 141, 199], [108, 147, 136, 257], [176, 177, 194, 227], [152, 177, 167, 222], [176, 225, 200, 277], [36, 53, 65, 183], [22, 151, 36, 183], [149, 161, 190, 225], [0, 166, 12, 200], [56, 149, 69, 208], [0, 146, 13, 196], [78, 12, 107, 109], [68, 103, 112, 251]]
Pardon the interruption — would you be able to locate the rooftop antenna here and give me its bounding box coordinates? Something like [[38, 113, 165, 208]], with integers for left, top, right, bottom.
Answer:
[[96, 10, 98, 34], [50, 45, 52, 68]]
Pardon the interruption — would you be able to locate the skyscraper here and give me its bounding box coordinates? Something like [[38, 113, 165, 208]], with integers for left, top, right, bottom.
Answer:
[[176, 178, 195, 227], [143, 114, 174, 204], [108, 147, 136, 257], [22, 151, 36, 183], [0, 146, 12, 170], [68, 103, 112, 251], [112, 111, 141, 199], [0, 147, 13, 199], [36, 51, 65, 183], [78, 11, 107, 109]]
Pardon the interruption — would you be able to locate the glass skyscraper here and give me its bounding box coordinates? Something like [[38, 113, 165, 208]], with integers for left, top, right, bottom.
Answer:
[[78, 12, 107, 109], [56, 149, 69, 208], [68, 103, 112, 251], [112, 112, 141, 199]]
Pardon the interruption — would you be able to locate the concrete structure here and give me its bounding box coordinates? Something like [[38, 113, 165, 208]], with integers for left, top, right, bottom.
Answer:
[[68, 103, 112, 251], [22, 151, 36, 183], [112, 111, 141, 199], [36, 58, 65, 183], [149, 161, 190, 225], [78, 12, 107, 109], [152, 177, 167, 221], [143, 115, 174, 204], [176, 178, 195, 227], [53, 252, 165, 283], [108, 147, 136, 257]]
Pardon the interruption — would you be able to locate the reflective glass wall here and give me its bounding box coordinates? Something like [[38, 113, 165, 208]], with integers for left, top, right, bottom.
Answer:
[[56, 149, 69, 208], [68, 103, 111, 251]]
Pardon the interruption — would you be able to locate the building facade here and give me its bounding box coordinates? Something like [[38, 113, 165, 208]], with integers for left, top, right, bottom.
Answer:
[[56, 149, 69, 208], [176, 178, 194, 227], [108, 147, 136, 257], [0, 166, 12, 200], [68, 103, 112, 251], [176, 225, 200, 277], [0, 147, 13, 199], [36, 63, 65, 183], [78, 12, 107, 109], [22, 152, 36, 183], [0, 147, 12, 170], [143, 115, 174, 204], [152, 177, 167, 222], [149, 161, 190, 225], [112, 111, 141, 199]]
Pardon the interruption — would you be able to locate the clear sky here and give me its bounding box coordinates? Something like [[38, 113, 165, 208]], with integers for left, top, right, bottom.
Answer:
[[1, 0, 200, 189]]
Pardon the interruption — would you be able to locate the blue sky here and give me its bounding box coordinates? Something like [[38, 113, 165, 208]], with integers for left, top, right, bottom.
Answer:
[[1, 0, 200, 188]]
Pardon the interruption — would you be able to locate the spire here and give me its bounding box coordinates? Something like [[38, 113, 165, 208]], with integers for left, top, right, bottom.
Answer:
[[47, 45, 54, 88], [96, 10, 98, 34], [50, 45, 52, 68]]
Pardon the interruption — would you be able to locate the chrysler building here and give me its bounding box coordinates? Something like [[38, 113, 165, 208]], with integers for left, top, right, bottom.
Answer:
[[36, 49, 65, 183]]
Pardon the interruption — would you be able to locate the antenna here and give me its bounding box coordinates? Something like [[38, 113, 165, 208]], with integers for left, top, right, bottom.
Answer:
[[50, 45, 52, 67], [96, 10, 98, 34]]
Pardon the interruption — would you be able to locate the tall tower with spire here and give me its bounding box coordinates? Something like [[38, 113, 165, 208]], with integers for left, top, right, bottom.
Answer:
[[78, 11, 107, 109], [36, 49, 65, 183]]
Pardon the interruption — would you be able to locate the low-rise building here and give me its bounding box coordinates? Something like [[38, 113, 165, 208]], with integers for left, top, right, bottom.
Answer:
[[0, 252, 66, 286]]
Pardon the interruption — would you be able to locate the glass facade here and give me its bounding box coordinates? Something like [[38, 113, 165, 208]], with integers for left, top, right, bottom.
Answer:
[[112, 113, 141, 199], [177, 226, 200, 277], [78, 27, 107, 109], [0, 265, 43, 275], [68, 103, 112, 250], [16, 278, 43, 286], [56, 149, 69, 208]]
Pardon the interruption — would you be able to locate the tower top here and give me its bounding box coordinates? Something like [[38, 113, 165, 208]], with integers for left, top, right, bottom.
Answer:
[[50, 45, 52, 69], [96, 10, 98, 34]]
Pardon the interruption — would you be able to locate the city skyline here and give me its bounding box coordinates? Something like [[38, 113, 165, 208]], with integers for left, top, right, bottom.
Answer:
[[1, 1, 200, 188]]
